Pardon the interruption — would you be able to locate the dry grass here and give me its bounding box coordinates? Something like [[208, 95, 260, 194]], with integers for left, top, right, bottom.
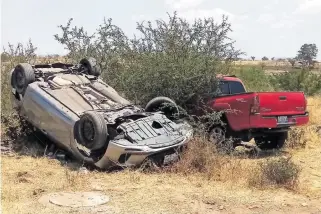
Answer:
[[2, 155, 321, 214], [167, 137, 256, 184], [306, 96, 321, 126], [287, 96, 321, 149], [1, 97, 321, 214], [234, 60, 321, 70]]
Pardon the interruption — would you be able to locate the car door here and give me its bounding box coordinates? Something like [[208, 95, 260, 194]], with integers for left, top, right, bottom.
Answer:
[[223, 81, 252, 131]]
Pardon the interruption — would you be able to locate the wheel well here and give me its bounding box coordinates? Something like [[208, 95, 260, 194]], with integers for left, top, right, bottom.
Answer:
[[219, 113, 228, 125], [205, 111, 230, 132]]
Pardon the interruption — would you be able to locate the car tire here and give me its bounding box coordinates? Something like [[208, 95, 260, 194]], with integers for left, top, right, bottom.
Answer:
[[9, 69, 15, 88], [11, 63, 35, 95], [254, 132, 288, 150], [79, 57, 101, 76], [75, 111, 108, 151], [145, 96, 179, 120]]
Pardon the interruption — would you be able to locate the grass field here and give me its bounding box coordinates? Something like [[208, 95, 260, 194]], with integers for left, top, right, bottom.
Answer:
[[233, 60, 321, 70], [1, 96, 321, 214], [2, 57, 320, 70]]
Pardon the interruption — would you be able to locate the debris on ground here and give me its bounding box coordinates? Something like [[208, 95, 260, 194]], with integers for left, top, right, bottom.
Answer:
[[39, 191, 110, 208]]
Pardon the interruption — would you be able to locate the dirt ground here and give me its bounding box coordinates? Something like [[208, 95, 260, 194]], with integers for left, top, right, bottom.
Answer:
[[1, 143, 321, 214], [1, 97, 321, 214]]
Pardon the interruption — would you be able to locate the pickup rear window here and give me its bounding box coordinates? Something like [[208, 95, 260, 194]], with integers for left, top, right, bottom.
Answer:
[[218, 81, 246, 95]]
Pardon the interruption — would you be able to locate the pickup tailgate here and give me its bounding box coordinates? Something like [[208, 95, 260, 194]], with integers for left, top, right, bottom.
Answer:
[[257, 92, 306, 116]]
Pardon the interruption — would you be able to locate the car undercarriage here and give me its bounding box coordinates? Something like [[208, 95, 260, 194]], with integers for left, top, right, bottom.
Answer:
[[9, 57, 193, 169]]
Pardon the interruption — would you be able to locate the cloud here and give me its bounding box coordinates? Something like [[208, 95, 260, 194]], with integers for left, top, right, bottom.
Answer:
[[294, 0, 321, 14], [164, 0, 204, 10], [257, 13, 275, 23], [257, 12, 303, 29], [270, 17, 303, 29], [162, 1, 246, 34], [179, 8, 235, 22], [178, 8, 246, 36], [131, 14, 151, 22], [263, 0, 280, 10], [163, 0, 237, 24], [270, 20, 295, 29]]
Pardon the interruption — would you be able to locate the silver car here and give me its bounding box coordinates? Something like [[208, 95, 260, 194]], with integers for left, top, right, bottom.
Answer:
[[9, 57, 193, 169]]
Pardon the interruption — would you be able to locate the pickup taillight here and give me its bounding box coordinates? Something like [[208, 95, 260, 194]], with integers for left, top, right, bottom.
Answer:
[[304, 93, 307, 111], [250, 94, 260, 114]]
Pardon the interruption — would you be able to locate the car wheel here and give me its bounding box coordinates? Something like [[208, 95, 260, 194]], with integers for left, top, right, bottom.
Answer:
[[75, 111, 108, 151], [10, 69, 15, 88], [79, 57, 101, 76], [254, 132, 287, 150], [145, 96, 179, 120], [11, 63, 35, 95]]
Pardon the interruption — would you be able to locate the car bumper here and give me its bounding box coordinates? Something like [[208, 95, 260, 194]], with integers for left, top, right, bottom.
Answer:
[[250, 112, 309, 128], [94, 129, 193, 169]]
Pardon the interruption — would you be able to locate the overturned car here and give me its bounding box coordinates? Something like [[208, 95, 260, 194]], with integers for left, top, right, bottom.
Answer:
[[9, 57, 193, 169]]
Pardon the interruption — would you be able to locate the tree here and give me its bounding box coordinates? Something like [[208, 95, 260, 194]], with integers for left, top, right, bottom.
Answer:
[[251, 56, 255, 61], [287, 58, 296, 67], [262, 56, 269, 61], [1, 41, 37, 114], [54, 12, 243, 112], [296, 43, 318, 67], [1, 52, 10, 62], [2, 39, 37, 64]]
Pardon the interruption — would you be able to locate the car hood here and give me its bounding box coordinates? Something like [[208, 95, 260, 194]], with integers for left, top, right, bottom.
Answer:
[[117, 113, 192, 148]]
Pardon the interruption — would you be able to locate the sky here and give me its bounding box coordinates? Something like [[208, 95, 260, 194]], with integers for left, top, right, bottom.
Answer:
[[1, 0, 321, 60]]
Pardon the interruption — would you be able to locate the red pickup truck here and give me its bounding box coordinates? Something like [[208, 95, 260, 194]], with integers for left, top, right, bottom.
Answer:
[[208, 75, 309, 150]]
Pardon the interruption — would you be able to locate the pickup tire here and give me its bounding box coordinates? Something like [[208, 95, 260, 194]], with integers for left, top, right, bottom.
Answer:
[[208, 126, 235, 153], [11, 63, 35, 95], [254, 132, 287, 150], [209, 126, 226, 144]]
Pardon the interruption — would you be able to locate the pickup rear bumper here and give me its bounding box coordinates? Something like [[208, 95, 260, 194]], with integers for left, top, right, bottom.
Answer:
[[250, 112, 309, 129]]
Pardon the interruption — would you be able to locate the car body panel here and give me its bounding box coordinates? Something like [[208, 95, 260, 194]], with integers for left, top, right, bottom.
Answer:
[[256, 92, 306, 116]]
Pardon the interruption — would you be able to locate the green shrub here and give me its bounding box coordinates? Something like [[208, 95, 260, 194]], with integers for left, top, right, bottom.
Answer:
[[1, 42, 37, 139], [54, 12, 243, 112], [270, 69, 321, 95], [232, 66, 275, 92]]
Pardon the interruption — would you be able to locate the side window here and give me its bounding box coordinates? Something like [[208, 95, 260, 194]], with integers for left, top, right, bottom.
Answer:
[[229, 81, 246, 94], [218, 81, 230, 95]]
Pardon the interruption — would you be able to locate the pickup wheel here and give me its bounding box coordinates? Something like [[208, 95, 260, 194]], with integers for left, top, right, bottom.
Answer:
[[254, 132, 287, 150], [11, 63, 35, 95], [208, 126, 234, 152], [209, 126, 226, 144]]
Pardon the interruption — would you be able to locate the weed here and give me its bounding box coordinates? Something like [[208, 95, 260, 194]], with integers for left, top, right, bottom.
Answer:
[[249, 157, 301, 189]]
